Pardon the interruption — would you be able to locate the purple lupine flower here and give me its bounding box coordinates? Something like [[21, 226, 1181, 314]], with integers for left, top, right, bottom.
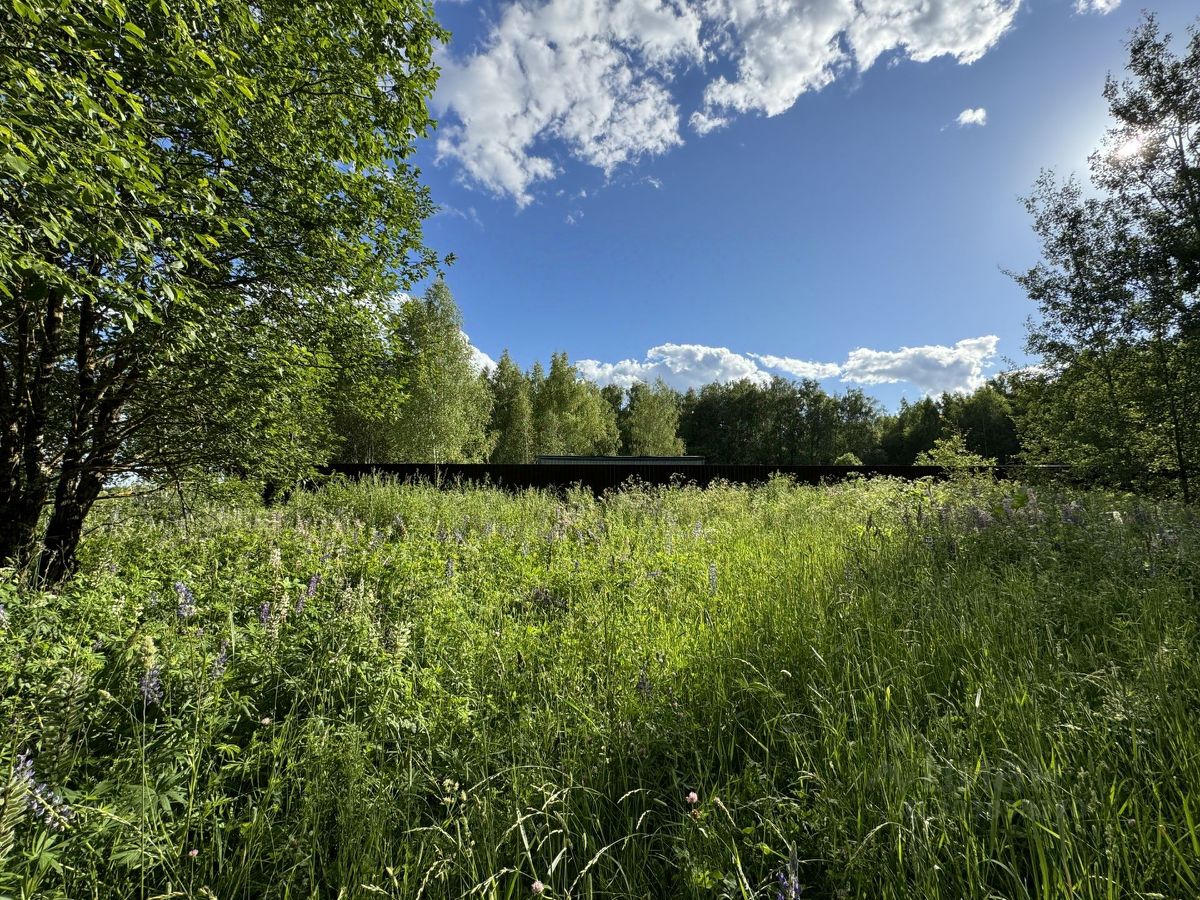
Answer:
[[140, 665, 163, 705], [259, 601, 272, 625], [14, 752, 75, 831], [174, 581, 196, 619], [210, 640, 230, 681], [445, 558, 455, 580], [297, 574, 320, 613], [774, 848, 803, 900], [967, 507, 994, 530]]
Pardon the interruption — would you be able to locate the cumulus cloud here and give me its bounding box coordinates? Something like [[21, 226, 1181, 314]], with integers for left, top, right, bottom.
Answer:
[[436, 0, 1021, 203], [576, 336, 999, 395], [1074, 0, 1119, 13], [576, 342, 772, 390], [955, 106, 987, 127], [433, 0, 704, 206], [748, 353, 842, 380], [465, 334, 497, 373], [838, 336, 999, 394]]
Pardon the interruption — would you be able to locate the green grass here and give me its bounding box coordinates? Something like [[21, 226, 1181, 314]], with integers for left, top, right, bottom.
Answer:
[[2, 475, 1198, 899]]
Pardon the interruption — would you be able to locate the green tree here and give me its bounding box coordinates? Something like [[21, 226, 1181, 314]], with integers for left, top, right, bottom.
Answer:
[[386, 282, 494, 463], [621, 380, 684, 456], [1013, 15, 1200, 499], [941, 384, 1020, 463], [531, 353, 619, 456], [880, 397, 942, 464], [0, 0, 446, 580], [489, 351, 535, 463]]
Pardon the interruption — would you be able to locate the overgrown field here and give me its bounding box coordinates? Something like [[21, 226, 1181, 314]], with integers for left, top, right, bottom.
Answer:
[[2, 476, 1199, 899]]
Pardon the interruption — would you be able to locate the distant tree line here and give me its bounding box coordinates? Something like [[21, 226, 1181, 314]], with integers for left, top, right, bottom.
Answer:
[[332, 285, 1023, 468]]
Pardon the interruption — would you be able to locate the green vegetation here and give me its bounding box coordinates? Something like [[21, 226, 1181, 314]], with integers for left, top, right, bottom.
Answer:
[[1012, 16, 1200, 501], [1, 0, 446, 580], [3, 477, 1198, 898]]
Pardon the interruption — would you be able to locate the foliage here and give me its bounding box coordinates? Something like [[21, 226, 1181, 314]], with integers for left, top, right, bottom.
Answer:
[[2, 478, 1198, 897], [915, 429, 996, 469], [488, 351, 536, 463], [679, 378, 886, 464], [0, 0, 446, 580], [619, 380, 686, 456], [531, 353, 620, 456], [374, 282, 494, 463], [1014, 14, 1200, 500]]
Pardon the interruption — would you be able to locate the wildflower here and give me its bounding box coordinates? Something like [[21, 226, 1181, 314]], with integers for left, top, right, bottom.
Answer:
[[708, 563, 718, 595], [140, 665, 163, 706], [531, 880, 545, 895], [269, 548, 282, 570], [261, 716, 272, 726], [774, 849, 803, 900], [445, 557, 455, 580], [210, 640, 230, 681], [297, 573, 320, 613], [967, 506, 994, 530], [188, 848, 199, 859], [174, 581, 196, 619], [13, 752, 75, 831], [687, 791, 699, 806], [1061, 501, 1084, 525], [0, 600, 8, 629], [1110, 510, 1124, 525], [259, 600, 272, 625]]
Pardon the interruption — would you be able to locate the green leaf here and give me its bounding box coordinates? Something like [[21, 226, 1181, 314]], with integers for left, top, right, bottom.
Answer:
[[2, 154, 31, 177]]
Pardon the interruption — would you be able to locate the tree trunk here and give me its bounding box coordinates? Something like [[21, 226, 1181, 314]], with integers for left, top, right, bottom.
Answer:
[[38, 468, 104, 585], [1, 282, 65, 569]]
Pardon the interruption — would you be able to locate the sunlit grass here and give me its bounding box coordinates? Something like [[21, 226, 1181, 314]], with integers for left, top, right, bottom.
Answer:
[[2, 475, 1198, 898]]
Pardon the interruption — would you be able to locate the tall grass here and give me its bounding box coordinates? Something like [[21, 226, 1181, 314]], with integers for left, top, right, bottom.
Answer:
[[1, 475, 1198, 898]]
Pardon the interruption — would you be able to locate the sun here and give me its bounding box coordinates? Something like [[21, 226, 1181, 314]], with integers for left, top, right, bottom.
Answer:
[[1112, 131, 1149, 161]]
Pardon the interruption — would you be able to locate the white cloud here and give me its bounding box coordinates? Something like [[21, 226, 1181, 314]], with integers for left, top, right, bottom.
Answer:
[[1074, 0, 1119, 14], [837, 336, 999, 394], [464, 332, 497, 372], [433, 0, 704, 206], [577, 342, 772, 390], [955, 106, 987, 127], [436, 0, 1021, 203], [748, 353, 842, 380], [576, 336, 999, 394]]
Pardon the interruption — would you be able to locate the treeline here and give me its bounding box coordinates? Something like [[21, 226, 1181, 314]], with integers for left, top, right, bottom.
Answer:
[[331, 283, 1021, 467]]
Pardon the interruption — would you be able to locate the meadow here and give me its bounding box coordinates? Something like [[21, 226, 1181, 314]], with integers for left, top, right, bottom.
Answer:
[[1, 475, 1198, 899]]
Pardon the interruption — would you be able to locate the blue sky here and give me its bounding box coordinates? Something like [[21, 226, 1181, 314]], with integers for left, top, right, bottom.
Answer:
[[412, 0, 1195, 408]]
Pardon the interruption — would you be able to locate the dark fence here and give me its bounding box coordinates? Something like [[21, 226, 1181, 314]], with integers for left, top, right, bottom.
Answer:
[[317, 463, 1066, 494]]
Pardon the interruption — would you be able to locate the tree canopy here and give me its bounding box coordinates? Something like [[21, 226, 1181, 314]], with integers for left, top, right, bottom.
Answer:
[[1, 0, 446, 579]]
